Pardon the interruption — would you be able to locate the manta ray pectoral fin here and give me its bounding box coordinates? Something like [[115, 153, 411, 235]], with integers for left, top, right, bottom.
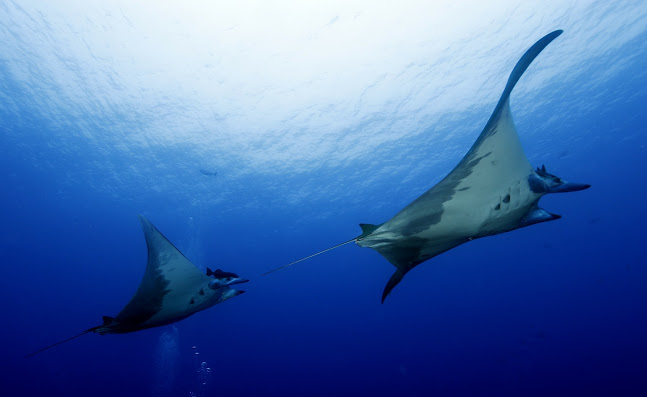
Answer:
[[476, 30, 563, 138], [382, 269, 407, 303]]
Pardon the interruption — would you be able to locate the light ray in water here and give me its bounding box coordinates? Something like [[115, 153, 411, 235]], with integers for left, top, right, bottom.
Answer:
[[153, 326, 180, 397]]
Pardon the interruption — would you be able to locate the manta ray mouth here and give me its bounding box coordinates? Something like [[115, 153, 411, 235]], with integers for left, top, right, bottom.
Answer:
[[230, 279, 249, 295]]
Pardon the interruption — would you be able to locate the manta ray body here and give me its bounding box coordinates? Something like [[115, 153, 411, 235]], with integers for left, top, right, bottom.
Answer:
[[355, 30, 590, 302]]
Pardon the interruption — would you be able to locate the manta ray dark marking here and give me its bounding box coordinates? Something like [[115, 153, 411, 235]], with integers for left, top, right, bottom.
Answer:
[[264, 30, 590, 302], [25, 215, 248, 357]]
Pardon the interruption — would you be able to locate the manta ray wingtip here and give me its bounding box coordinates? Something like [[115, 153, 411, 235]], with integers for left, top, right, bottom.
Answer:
[[382, 269, 407, 303], [137, 214, 154, 231]]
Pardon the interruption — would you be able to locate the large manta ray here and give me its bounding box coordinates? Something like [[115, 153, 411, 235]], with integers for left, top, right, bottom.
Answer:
[[26, 215, 248, 357], [265, 30, 590, 302]]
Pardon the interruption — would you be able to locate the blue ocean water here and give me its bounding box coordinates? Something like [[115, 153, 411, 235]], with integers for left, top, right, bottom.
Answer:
[[2, 1, 647, 396]]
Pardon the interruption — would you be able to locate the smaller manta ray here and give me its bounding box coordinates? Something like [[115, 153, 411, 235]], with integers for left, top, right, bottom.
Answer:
[[25, 215, 248, 357], [264, 30, 590, 302]]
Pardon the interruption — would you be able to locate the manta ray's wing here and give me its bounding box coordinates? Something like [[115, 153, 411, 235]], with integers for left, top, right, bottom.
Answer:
[[114, 215, 211, 325], [358, 31, 563, 300], [445, 30, 564, 193]]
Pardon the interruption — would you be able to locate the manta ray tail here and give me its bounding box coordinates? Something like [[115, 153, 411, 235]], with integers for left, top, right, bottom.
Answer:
[[24, 330, 91, 358], [382, 269, 407, 303], [24, 327, 97, 358], [262, 238, 357, 276], [24, 317, 113, 358], [261, 224, 385, 276]]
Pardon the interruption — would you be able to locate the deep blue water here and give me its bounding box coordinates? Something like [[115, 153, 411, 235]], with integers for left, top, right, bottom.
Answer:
[[2, 2, 647, 396]]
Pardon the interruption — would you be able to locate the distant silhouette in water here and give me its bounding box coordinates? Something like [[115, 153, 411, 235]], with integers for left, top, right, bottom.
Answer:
[[199, 169, 217, 176], [264, 30, 590, 303], [25, 215, 247, 357]]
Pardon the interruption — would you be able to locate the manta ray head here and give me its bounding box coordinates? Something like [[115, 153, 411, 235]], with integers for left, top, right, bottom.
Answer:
[[207, 269, 248, 303], [529, 165, 591, 194]]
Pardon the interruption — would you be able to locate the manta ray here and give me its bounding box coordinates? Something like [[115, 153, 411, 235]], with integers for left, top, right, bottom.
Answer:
[[25, 215, 247, 357], [265, 30, 590, 302]]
